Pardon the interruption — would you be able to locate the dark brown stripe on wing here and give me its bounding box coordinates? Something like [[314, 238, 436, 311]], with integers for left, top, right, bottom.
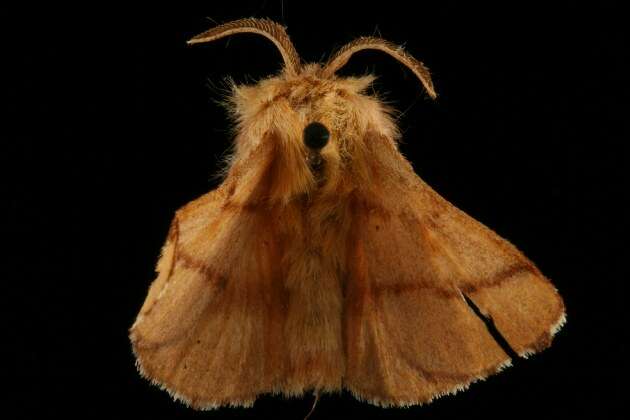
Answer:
[[177, 251, 228, 291], [459, 263, 536, 294], [371, 263, 537, 298], [372, 281, 459, 299]]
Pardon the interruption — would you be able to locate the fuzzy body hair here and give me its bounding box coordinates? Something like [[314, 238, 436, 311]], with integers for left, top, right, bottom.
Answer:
[[225, 64, 398, 204]]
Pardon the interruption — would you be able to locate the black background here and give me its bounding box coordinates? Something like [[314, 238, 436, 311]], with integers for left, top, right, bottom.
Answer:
[[9, 1, 626, 419]]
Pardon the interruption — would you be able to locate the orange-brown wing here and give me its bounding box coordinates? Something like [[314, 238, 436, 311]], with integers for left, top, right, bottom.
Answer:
[[343, 138, 565, 406], [129, 186, 290, 409]]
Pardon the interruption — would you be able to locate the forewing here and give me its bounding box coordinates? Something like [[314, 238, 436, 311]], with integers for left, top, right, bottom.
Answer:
[[129, 133, 351, 408], [343, 134, 565, 406], [129, 185, 289, 409]]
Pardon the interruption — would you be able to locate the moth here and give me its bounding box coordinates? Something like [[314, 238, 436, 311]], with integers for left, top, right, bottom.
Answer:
[[129, 18, 566, 410]]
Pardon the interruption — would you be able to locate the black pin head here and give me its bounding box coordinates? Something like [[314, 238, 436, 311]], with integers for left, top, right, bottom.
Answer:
[[303, 122, 330, 150]]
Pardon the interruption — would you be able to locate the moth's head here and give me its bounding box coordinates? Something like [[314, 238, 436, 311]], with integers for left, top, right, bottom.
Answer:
[[188, 18, 436, 205]]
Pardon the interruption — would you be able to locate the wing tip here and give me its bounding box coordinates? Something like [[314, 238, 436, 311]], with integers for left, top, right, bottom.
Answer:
[[517, 310, 567, 359], [550, 310, 567, 337]]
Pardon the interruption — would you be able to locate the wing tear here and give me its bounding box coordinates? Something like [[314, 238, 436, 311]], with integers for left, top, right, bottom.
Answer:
[[462, 293, 520, 360]]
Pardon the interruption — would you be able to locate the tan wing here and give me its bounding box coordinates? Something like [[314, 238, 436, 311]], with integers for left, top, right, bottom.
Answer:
[[129, 184, 292, 409], [343, 135, 566, 406], [129, 135, 351, 409]]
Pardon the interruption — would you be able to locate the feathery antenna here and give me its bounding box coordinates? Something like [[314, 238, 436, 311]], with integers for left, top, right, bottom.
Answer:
[[322, 36, 436, 99], [188, 18, 302, 76]]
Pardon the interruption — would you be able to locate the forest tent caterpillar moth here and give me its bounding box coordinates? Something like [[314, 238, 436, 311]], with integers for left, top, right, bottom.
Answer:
[[129, 18, 566, 411]]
